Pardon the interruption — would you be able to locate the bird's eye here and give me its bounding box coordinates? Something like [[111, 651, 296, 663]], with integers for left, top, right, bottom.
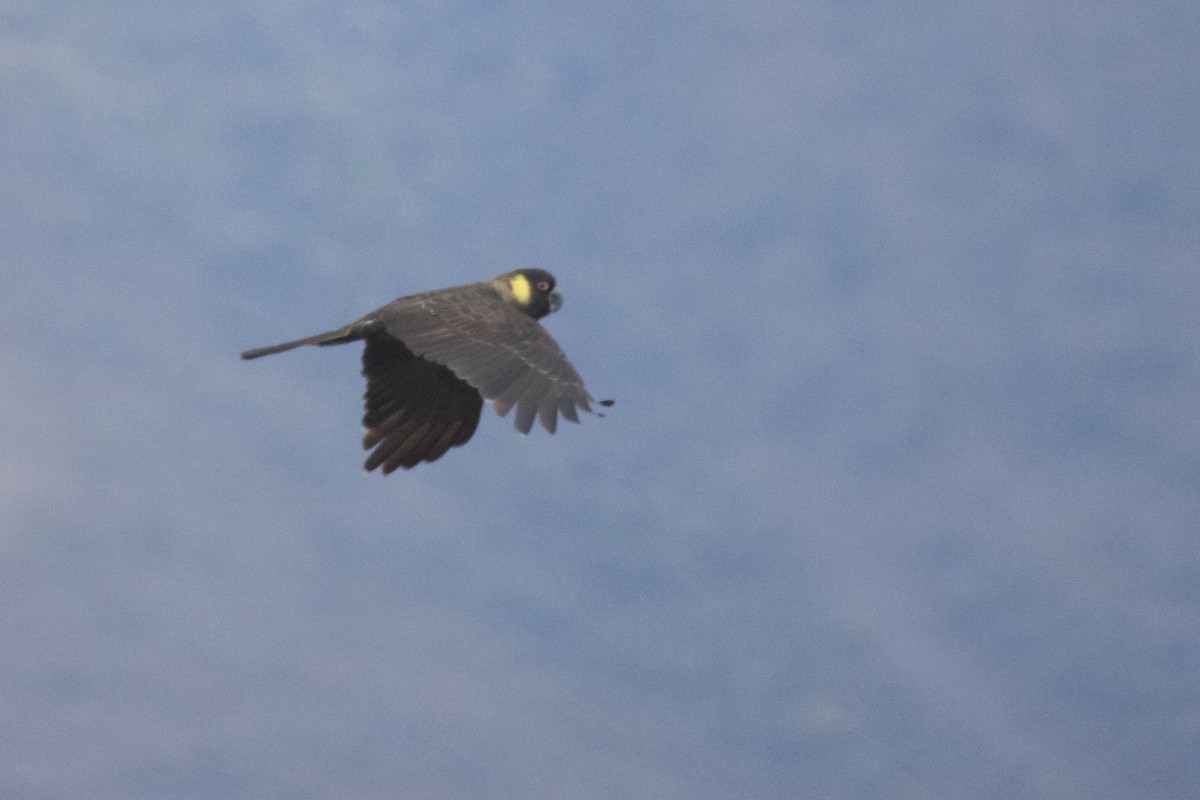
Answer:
[[537, 281, 551, 292]]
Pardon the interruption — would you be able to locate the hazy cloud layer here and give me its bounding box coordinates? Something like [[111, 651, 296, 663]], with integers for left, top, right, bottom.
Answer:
[[3, 2, 1198, 798]]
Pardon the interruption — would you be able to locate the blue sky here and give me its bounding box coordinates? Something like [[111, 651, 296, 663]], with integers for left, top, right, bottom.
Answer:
[[3, 2, 1199, 798]]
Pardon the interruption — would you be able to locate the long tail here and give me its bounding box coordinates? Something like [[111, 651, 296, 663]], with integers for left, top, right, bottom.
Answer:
[[240, 321, 372, 360]]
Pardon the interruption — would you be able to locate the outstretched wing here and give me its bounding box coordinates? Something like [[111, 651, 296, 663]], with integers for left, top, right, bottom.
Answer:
[[374, 284, 596, 434], [360, 333, 483, 473]]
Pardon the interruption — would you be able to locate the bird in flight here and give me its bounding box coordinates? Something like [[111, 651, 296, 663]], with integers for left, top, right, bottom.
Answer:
[[242, 268, 611, 473]]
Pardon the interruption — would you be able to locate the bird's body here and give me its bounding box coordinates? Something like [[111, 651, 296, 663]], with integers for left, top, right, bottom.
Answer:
[[242, 269, 607, 472]]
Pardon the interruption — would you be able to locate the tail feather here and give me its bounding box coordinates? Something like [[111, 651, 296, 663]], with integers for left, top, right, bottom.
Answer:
[[240, 321, 371, 360]]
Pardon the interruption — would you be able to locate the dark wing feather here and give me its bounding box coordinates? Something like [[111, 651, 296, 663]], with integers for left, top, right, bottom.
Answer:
[[360, 333, 482, 472], [374, 283, 596, 434]]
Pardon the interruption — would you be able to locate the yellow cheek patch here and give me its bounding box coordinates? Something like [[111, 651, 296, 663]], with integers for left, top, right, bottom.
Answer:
[[508, 274, 532, 305]]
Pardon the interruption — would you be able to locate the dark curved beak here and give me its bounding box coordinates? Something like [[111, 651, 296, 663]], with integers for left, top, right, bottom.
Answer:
[[549, 291, 563, 314]]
